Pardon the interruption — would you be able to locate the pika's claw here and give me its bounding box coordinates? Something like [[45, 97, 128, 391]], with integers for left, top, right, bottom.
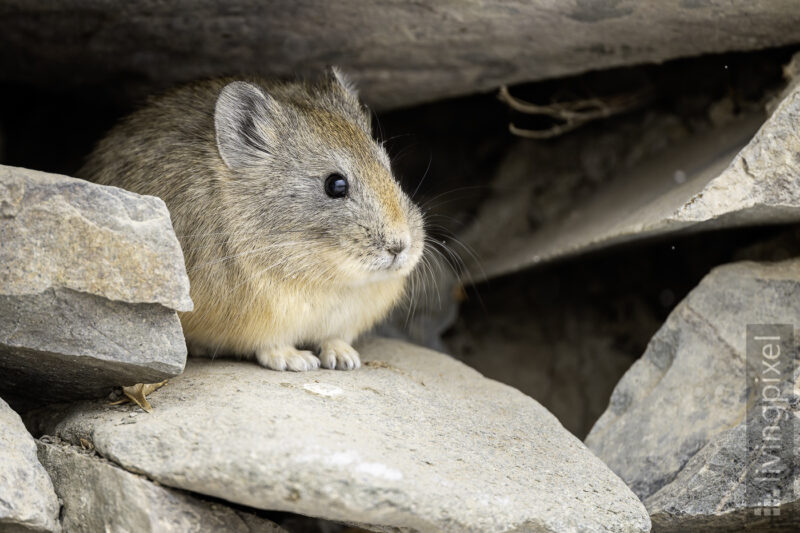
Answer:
[[318, 339, 361, 370], [256, 346, 320, 372]]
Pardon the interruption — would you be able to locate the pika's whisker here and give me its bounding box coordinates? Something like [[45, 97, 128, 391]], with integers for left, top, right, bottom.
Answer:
[[416, 185, 489, 210]]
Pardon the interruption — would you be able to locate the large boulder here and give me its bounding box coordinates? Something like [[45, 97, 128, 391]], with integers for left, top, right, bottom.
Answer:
[[1, 1, 800, 109], [0, 397, 60, 533], [0, 165, 192, 409], [37, 440, 286, 533], [585, 258, 800, 528], [464, 66, 800, 280], [28, 337, 651, 533]]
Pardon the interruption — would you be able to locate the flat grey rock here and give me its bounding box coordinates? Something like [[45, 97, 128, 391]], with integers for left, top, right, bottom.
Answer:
[[2, 1, 800, 110], [37, 440, 286, 533], [585, 259, 800, 525], [0, 397, 60, 533], [0, 165, 190, 407], [29, 337, 650, 533], [465, 73, 800, 280]]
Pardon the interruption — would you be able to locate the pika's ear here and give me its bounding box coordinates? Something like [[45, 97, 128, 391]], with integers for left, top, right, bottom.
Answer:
[[329, 66, 359, 98], [328, 66, 372, 131], [214, 81, 276, 170]]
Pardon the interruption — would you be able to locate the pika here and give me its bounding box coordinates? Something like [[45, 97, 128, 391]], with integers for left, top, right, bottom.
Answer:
[[79, 68, 425, 371]]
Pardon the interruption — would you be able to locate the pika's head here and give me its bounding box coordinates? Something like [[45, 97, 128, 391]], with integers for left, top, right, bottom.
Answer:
[[213, 69, 424, 285]]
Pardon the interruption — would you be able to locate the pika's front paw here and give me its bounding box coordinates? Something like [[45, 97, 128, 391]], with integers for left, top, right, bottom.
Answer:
[[318, 339, 361, 370], [256, 346, 320, 372]]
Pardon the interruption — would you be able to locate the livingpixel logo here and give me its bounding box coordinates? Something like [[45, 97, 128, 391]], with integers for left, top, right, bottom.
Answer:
[[746, 324, 797, 520]]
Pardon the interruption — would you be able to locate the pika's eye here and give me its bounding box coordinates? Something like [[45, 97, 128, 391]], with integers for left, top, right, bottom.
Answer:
[[324, 173, 349, 198]]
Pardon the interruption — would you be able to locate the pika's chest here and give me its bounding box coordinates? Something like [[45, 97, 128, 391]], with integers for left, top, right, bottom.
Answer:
[[255, 278, 405, 342]]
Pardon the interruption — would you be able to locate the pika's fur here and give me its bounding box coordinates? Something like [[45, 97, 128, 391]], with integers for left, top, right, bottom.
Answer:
[[79, 69, 425, 371]]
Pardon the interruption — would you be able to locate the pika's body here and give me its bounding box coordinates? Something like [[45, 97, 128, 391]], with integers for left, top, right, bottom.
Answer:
[[79, 71, 424, 371]]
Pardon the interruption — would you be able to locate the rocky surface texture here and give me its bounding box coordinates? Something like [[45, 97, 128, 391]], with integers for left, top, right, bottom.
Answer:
[[2, 1, 800, 110], [464, 75, 800, 280], [586, 258, 800, 528], [0, 397, 60, 533], [29, 337, 651, 533], [0, 165, 191, 408], [37, 440, 286, 533], [646, 421, 800, 532]]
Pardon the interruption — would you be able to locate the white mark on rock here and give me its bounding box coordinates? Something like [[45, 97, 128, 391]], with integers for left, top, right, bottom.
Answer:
[[356, 462, 403, 480], [295, 450, 403, 480], [327, 451, 359, 466], [302, 382, 343, 397]]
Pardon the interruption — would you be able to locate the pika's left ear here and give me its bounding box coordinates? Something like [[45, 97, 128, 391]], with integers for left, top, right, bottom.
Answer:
[[329, 66, 359, 98]]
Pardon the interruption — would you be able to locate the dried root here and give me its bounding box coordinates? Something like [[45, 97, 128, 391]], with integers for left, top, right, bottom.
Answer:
[[498, 85, 653, 139]]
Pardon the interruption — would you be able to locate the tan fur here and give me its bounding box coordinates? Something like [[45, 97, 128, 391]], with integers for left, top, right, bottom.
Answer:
[[78, 73, 424, 371]]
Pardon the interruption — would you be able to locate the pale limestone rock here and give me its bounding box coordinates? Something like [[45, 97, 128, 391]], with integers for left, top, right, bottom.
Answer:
[[30, 338, 650, 533], [37, 441, 286, 533], [2, 1, 800, 109], [0, 165, 190, 407]]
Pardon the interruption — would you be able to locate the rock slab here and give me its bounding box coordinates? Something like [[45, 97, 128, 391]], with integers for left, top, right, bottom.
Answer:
[[466, 70, 800, 280], [2, 1, 800, 109], [585, 258, 800, 528], [37, 440, 286, 533], [0, 397, 60, 533], [30, 337, 650, 533], [0, 165, 191, 408]]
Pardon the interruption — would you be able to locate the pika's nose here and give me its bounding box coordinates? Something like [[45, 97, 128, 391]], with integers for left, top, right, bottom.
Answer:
[[387, 240, 408, 256]]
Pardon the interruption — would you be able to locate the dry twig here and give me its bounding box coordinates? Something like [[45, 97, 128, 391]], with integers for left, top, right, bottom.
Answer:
[[498, 85, 653, 139]]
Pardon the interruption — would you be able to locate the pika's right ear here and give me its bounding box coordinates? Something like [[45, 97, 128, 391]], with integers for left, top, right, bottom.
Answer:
[[214, 81, 276, 170]]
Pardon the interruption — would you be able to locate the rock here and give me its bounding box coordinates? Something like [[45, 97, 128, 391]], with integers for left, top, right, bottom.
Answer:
[[0, 397, 60, 533], [465, 74, 800, 280], [585, 258, 800, 526], [2, 2, 800, 110], [0, 165, 191, 309], [0, 165, 191, 409], [646, 421, 800, 532], [28, 337, 650, 533], [36, 440, 286, 533]]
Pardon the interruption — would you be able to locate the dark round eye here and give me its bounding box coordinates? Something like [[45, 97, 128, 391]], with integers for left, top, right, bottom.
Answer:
[[324, 173, 349, 198]]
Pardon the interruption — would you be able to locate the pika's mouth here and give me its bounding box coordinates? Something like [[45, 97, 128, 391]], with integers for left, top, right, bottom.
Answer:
[[363, 244, 419, 277], [385, 244, 422, 273]]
